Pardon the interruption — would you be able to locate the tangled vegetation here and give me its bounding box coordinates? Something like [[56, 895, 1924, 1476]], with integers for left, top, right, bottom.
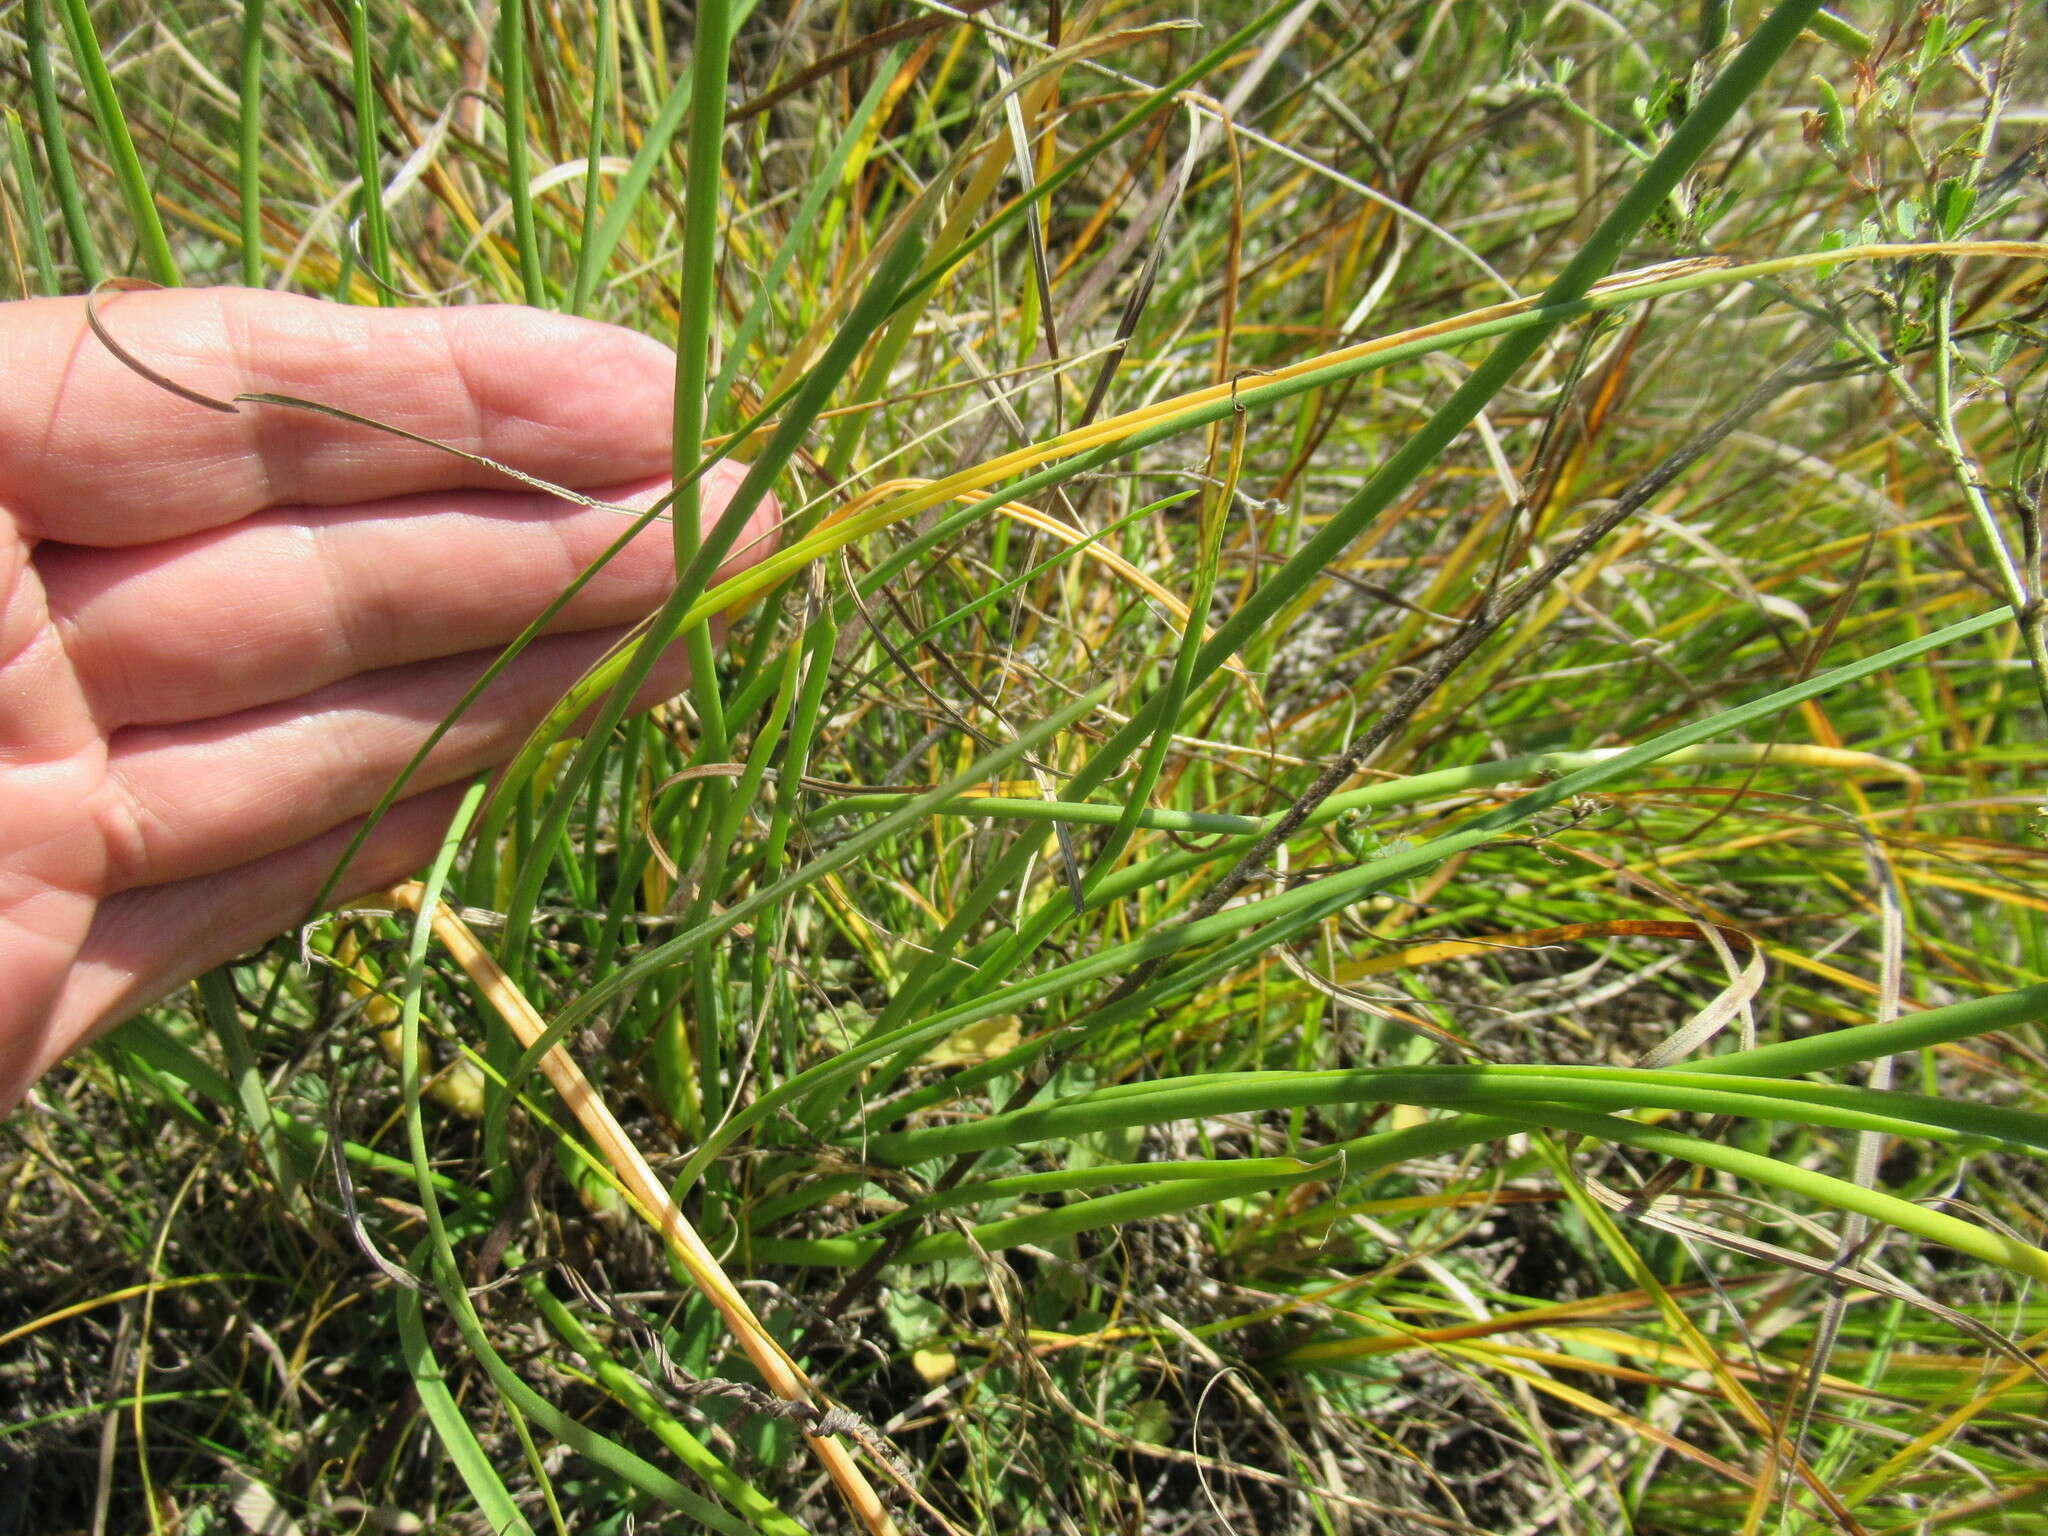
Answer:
[[4, 0, 2048, 1531]]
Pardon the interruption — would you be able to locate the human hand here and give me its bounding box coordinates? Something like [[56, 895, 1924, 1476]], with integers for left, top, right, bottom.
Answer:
[[0, 288, 775, 1113]]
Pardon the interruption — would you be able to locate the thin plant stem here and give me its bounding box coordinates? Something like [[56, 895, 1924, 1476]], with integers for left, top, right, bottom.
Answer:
[[237, 0, 266, 286], [25, 0, 102, 287]]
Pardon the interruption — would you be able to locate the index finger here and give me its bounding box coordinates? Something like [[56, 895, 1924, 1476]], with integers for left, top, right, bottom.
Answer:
[[0, 287, 681, 546]]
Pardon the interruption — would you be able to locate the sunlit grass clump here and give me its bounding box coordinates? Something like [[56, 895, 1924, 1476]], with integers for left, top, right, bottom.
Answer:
[[5, 1, 2048, 1532]]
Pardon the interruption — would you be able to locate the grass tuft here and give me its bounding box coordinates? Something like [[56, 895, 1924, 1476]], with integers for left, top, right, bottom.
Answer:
[[5, 1, 2048, 1531]]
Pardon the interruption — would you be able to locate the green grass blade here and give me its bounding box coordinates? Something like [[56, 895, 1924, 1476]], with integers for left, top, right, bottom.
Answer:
[[195, 968, 300, 1203], [569, 0, 762, 305], [705, 48, 903, 423], [5, 109, 61, 295], [567, 0, 617, 314], [53, 0, 178, 283], [523, 1273, 806, 1536], [237, 0, 266, 286], [498, 0, 546, 304], [394, 1272, 535, 1536], [25, 0, 102, 286], [347, 0, 392, 298]]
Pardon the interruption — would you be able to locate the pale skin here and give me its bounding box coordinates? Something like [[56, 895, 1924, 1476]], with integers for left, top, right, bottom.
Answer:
[[0, 287, 776, 1115]]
